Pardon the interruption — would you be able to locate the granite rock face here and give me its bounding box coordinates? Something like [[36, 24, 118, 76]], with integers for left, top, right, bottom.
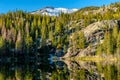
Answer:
[[64, 20, 119, 58]]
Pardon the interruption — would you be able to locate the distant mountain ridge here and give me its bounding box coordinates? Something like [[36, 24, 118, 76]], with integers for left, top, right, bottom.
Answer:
[[31, 7, 78, 16]]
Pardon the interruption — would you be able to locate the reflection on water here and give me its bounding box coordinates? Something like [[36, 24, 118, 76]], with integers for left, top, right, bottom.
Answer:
[[0, 58, 120, 80], [64, 60, 120, 80]]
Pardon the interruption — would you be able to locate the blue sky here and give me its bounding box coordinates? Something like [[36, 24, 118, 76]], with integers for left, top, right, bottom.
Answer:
[[0, 0, 120, 13]]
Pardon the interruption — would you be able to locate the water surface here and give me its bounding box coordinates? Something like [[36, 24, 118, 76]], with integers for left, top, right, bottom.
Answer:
[[0, 58, 120, 80]]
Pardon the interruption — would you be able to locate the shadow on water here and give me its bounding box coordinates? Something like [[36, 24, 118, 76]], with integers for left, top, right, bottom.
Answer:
[[0, 60, 69, 80], [0, 45, 69, 80]]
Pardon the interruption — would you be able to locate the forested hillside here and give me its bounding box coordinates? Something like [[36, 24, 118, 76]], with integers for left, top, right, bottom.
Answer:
[[0, 2, 120, 57]]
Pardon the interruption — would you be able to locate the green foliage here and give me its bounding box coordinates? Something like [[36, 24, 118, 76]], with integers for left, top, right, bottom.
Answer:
[[102, 32, 113, 55], [96, 44, 103, 55], [48, 31, 53, 39], [41, 17, 47, 46], [63, 45, 67, 53], [55, 21, 63, 35], [25, 34, 33, 53], [79, 6, 99, 11], [15, 31, 22, 51], [73, 31, 86, 49], [116, 31, 120, 55], [96, 26, 120, 55], [0, 37, 4, 50], [78, 31, 86, 49], [24, 71, 32, 80]]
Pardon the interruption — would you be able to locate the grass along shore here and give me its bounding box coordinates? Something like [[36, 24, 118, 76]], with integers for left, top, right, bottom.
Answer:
[[70, 55, 120, 61]]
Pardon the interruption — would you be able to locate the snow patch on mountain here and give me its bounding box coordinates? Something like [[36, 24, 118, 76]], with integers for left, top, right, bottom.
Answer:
[[31, 7, 78, 16]]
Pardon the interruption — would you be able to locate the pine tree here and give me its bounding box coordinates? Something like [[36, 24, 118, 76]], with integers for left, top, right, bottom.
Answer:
[[35, 30, 38, 41], [38, 16, 41, 27], [55, 21, 61, 35], [116, 31, 120, 56], [25, 21, 30, 35], [103, 32, 114, 55], [49, 31, 54, 41], [78, 31, 86, 49], [107, 32, 114, 55], [112, 25, 119, 49], [0, 36, 5, 52], [15, 31, 22, 51], [41, 17, 47, 46], [25, 34, 33, 53]]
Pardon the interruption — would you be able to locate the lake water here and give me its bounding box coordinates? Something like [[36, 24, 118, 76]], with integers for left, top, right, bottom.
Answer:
[[0, 58, 120, 80]]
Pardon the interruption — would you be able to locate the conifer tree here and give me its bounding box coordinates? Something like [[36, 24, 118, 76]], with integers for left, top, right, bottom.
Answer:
[[41, 17, 47, 46], [15, 31, 22, 51], [0, 36, 5, 52], [116, 31, 120, 56], [112, 25, 119, 49]]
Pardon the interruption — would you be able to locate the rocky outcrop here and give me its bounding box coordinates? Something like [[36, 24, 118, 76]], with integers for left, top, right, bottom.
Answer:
[[63, 47, 80, 58], [83, 20, 118, 37], [64, 20, 119, 58]]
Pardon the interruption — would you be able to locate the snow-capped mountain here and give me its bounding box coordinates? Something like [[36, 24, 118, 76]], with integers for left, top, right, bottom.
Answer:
[[31, 7, 78, 16]]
